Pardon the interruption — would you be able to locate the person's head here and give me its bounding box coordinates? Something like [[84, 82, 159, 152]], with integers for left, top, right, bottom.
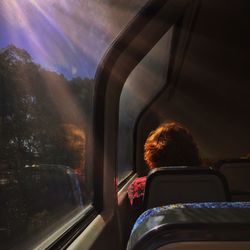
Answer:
[[144, 122, 200, 169], [61, 124, 86, 170]]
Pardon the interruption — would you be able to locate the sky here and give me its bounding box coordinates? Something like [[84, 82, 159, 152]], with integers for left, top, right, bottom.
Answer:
[[0, 0, 144, 79]]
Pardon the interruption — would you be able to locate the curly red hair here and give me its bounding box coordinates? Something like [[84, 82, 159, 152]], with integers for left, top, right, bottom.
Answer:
[[144, 122, 201, 169]]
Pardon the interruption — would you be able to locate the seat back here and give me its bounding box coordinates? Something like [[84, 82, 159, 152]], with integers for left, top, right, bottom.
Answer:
[[143, 167, 230, 209], [214, 159, 250, 201], [127, 202, 250, 250]]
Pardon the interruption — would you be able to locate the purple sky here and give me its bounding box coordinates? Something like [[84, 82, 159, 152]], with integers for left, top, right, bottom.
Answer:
[[0, 1, 109, 79], [0, 1, 145, 79]]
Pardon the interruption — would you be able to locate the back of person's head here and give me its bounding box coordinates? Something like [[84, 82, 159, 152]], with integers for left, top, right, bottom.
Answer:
[[144, 121, 201, 169]]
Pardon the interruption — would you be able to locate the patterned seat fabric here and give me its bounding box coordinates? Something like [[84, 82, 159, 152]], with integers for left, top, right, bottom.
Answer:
[[128, 202, 250, 250], [132, 202, 250, 233]]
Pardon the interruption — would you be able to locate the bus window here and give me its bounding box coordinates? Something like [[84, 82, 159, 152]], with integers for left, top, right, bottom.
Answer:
[[117, 29, 174, 183], [0, 0, 145, 249]]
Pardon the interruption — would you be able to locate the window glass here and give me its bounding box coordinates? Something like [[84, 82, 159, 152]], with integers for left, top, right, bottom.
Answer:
[[0, 0, 145, 248], [118, 29, 173, 182]]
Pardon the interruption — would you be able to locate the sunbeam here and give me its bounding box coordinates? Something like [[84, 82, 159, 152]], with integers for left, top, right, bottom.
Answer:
[[0, 0, 144, 79]]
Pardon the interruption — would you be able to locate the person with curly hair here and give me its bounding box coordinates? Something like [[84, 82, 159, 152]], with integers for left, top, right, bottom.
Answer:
[[127, 121, 201, 209]]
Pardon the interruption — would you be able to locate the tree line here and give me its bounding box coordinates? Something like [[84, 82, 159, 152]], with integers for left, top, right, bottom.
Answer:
[[0, 44, 93, 171]]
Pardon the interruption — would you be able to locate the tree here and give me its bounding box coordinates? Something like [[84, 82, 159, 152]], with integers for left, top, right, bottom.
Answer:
[[0, 44, 95, 247], [0, 44, 94, 169]]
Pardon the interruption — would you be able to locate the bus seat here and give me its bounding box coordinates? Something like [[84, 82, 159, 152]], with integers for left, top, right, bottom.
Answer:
[[214, 159, 250, 201], [127, 202, 250, 250], [143, 167, 230, 209]]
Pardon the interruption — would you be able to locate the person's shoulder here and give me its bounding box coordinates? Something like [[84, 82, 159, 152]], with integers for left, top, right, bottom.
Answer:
[[133, 176, 147, 184], [129, 176, 146, 189], [128, 176, 147, 207], [128, 176, 147, 197]]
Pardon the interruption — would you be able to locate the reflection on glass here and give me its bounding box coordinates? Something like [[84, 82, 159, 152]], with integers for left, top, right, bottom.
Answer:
[[0, 1, 94, 249], [0, 0, 145, 248], [0, 44, 93, 249]]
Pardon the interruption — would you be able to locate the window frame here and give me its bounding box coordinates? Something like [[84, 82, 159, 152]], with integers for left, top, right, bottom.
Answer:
[[41, 0, 199, 248], [92, 0, 198, 210], [117, 28, 175, 185]]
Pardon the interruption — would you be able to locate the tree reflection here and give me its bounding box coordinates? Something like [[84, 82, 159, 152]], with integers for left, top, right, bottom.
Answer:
[[0, 44, 92, 169], [0, 44, 93, 248]]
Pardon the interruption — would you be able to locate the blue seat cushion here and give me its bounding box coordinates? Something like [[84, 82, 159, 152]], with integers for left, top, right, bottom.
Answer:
[[132, 202, 250, 233]]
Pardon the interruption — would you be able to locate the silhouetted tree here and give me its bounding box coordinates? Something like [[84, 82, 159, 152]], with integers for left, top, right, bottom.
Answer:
[[0, 44, 93, 169], [0, 44, 94, 247]]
